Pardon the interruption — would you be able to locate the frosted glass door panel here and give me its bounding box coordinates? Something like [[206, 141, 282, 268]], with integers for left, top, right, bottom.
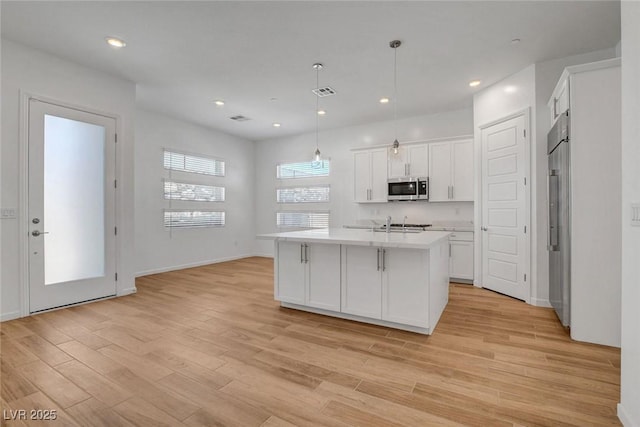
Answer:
[[44, 114, 106, 285]]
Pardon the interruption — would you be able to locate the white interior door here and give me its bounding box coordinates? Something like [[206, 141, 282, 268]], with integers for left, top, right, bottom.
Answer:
[[28, 99, 117, 313], [480, 113, 529, 301]]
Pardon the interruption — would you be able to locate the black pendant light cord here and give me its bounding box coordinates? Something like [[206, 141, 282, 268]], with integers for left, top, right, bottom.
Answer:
[[316, 65, 320, 153], [393, 42, 398, 142]]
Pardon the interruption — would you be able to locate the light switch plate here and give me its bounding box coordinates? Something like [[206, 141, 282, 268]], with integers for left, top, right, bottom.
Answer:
[[632, 204, 640, 227], [0, 208, 17, 219]]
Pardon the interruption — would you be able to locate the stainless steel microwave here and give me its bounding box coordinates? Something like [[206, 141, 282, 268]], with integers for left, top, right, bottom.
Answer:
[[387, 177, 429, 201]]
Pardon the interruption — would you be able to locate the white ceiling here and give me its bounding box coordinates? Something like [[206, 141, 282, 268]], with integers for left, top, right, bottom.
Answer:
[[1, 1, 620, 141]]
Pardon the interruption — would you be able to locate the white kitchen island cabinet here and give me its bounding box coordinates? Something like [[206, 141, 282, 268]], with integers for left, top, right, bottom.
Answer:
[[275, 241, 341, 311], [262, 228, 451, 335]]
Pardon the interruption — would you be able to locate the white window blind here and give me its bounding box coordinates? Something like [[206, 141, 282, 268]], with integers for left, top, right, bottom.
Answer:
[[164, 181, 225, 202], [277, 185, 330, 203], [276, 211, 329, 229], [277, 160, 329, 179], [164, 150, 225, 176], [164, 210, 225, 228]]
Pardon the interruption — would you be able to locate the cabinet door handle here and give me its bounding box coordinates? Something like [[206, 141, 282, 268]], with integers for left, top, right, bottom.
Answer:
[[300, 244, 304, 263], [407, 164, 410, 176], [451, 185, 454, 200], [305, 244, 309, 263], [449, 243, 452, 258], [382, 249, 386, 271], [376, 248, 381, 271]]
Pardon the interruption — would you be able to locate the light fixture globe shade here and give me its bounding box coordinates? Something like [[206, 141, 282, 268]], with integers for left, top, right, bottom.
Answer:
[[392, 139, 400, 155], [314, 148, 322, 162]]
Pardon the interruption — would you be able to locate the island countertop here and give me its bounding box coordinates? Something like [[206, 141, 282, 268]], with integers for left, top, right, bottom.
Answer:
[[258, 228, 451, 250]]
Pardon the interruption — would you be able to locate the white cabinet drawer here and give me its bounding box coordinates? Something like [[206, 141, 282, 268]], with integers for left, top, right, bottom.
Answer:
[[448, 231, 473, 242]]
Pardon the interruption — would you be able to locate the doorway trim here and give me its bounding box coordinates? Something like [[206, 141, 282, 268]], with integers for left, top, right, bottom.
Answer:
[[475, 107, 531, 304], [18, 91, 121, 317]]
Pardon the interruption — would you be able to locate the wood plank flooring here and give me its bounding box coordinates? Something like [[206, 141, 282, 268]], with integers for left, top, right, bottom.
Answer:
[[1, 257, 621, 426]]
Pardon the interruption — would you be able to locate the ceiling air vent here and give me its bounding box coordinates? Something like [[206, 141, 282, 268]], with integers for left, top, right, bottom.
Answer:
[[312, 86, 336, 97], [229, 115, 251, 122]]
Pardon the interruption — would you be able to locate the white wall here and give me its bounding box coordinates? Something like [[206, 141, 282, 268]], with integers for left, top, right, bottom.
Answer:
[[619, 2, 640, 425], [135, 109, 256, 275], [254, 108, 474, 256], [0, 39, 136, 320], [473, 47, 617, 306]]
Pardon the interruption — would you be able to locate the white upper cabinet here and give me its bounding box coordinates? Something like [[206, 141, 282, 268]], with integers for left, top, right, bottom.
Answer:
[[428, 139, 473, 202], [354, 148, 387, 203], [452, 140, 474, 201], [548, 76, 569, 125], [388, 144, 429, 179]]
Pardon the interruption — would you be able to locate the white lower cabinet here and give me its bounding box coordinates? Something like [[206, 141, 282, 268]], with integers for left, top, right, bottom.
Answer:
[[382, 248, 429, 327], [341, 246, 429, 328], [341, 246, 382, 318], [275, 241, 340, 311], [448, 232, 474, 282]]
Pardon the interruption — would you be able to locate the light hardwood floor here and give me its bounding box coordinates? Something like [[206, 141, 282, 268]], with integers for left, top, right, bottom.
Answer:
[[1, 257, 621, 426]]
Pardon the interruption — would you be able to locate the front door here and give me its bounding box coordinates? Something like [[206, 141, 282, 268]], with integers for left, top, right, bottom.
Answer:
[[480, 113, 529, 301], [28, 98, 117, 313]]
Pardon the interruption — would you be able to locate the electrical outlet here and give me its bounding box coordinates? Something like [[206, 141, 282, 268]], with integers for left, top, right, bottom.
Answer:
[[0, 208, 17, 219], [632, 203, 640, 227]]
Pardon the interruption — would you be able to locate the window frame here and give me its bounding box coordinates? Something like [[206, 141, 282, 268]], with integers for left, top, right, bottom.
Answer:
[[163, 209, 226, 229], [276, 184, 330, 204], [163, 149, 226, 177]]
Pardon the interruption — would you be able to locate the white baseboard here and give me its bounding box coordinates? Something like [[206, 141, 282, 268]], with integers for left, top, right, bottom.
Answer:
[[618, 403, 638, 427], [253, 252, 274, 258], [117, 287, 137, 296], [1, 310, 22, 322], [135, 253, 259, 277], [531, 297, 552, 308]]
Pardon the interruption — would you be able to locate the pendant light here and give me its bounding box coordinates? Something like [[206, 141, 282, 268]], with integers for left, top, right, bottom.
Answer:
[[389, 40, 402, 155], [313, 62, 323, 163]]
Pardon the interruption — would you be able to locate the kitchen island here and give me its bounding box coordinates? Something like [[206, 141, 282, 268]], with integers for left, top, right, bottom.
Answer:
[[258, 228, 451, 334]]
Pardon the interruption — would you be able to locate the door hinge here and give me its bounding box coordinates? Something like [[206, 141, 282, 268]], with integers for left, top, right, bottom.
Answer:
[[114, 179, 117, 188], [523, 129, 526, 138], [524, 273, 527, 282], [115, 133, 118, 143], [524, 225, 527, 233], [115, 272, 118, 281], [115, 227, 118, 235], [524, 177, 526, 185]]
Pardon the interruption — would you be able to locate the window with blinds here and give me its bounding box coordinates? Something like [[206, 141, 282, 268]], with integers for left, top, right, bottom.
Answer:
[[276, 185, 330, 203], [164, 210, 225, 228], [277, 160, 329, 179], [164, 150, 225, 176], [164, 181, 225, 202], [276, 211, 329, 229]]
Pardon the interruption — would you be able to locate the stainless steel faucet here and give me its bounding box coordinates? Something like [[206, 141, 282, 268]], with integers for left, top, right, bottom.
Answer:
[[403, 215, 408, 231], [386, 216, 392, 233]]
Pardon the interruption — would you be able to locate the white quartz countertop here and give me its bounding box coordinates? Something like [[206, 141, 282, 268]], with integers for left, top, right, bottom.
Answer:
[[257, 228, 451, 250]]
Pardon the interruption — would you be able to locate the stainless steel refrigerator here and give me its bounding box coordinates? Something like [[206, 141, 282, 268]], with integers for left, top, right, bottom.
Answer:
[[548, 111, 571, 327]]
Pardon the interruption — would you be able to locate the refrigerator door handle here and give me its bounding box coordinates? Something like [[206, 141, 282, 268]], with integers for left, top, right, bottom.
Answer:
[[548, 169, 560, 251]]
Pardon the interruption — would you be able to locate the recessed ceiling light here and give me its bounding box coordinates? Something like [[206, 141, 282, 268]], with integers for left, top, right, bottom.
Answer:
[[504, 85, 518, 94], [273, 123, 281, 128], [379, 97, 390, 104], [214, 100, 225, 106], [105, 37, 126, 48], [469, 80, 481, 87], [317, 110, 326, 116]]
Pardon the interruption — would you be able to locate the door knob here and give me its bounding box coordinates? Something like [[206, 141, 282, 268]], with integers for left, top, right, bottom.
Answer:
[[481, 226, 488, 231], [31, 230, 49, 237]]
